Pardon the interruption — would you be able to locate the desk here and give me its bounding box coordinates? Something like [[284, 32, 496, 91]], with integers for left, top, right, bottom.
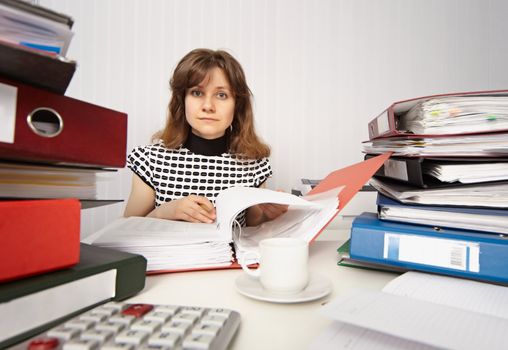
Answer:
[[127, 240, 399, 349]]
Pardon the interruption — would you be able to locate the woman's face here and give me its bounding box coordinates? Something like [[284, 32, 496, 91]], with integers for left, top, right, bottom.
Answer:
[[185, 67, 235, 140]]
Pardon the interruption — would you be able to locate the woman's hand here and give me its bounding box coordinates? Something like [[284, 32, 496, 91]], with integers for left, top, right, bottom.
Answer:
[[258, 203, 288, 221], [149, 195, 216, 223], [246, 202, 288, 226]]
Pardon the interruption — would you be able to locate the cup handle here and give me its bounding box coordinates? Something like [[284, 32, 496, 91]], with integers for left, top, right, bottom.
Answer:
[[240, 250, 261, 278]]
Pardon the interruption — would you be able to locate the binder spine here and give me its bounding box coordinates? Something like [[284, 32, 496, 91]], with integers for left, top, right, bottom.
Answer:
[[368, 108, 391, 139], [350, 213, 508, 284]]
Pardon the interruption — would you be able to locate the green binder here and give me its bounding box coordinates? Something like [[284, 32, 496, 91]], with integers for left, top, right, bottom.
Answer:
[[337, 239, 406, 274], [1, 243, 147, 348]]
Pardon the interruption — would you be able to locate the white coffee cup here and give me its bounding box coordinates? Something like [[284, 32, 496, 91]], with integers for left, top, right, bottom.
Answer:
[[240, 237, 309, 294]]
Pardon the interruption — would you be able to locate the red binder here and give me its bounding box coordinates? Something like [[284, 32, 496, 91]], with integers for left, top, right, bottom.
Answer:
[[0, 198, 81, 282], [0, 77, 127, 167], [368, 89, 508, 140]]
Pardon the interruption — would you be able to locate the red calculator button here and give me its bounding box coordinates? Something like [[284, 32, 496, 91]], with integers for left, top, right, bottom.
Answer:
[[28, 337, 60, 350], [121, 303, 154, 317]]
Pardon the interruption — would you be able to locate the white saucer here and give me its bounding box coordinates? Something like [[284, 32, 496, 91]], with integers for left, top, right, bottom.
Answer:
[[235, 273, 332, 303]]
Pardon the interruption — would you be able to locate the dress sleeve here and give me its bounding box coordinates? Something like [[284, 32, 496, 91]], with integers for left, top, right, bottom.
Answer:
[[254, 157, 273, 187], [126, 145, 154, 189]]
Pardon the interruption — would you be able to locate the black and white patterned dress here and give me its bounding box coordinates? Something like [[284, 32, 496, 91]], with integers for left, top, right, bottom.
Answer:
[[127, 135, 272, 225]]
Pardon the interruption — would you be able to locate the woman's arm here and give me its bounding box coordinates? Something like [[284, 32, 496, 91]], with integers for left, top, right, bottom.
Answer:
[[124, 174, 157, 217], [124, 174, 216, 222]]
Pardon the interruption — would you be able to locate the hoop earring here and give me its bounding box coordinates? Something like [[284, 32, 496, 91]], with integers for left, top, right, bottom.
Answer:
[[230, 124, 233, 132]]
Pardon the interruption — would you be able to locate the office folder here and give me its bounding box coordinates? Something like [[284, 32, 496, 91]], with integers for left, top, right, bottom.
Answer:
[[368, 89, 508, 140], [366, 154, 508, 187], [363, 131, 508, 157], [0, 41, 76, 95], [0, 198, 80, 282], [0, 77, 127, 167], [377, 193, 508, 234], [337, 239, 407, 274], [0, 243, 147, 348], [370, 176, 508, 208], [0, 0, 74, 28], [350, 212, 508, 285]]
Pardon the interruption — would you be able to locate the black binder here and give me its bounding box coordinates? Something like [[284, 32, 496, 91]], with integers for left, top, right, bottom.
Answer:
[[0, 42, 77, 94], [0, 244, 147, 348], [365, 154, 508, 188]]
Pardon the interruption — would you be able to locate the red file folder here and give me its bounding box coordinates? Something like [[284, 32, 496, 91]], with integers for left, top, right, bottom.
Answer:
[[0, 77, 127, 167], [0, 198, 81, 282], [368, 89, 508, 140]]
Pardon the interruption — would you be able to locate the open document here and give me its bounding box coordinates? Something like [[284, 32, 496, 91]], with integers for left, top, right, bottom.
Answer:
[[84, 152, 391, 273], [311, 272, 508, 350], [84, 186, 339, 272]]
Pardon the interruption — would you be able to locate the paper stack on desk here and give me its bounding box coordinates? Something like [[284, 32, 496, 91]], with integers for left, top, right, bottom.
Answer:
[[311, 272, 508, 350], [85, 186, 340, 272]]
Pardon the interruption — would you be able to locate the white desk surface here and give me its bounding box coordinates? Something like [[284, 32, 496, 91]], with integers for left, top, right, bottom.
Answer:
[[127, 240, 399, 350]]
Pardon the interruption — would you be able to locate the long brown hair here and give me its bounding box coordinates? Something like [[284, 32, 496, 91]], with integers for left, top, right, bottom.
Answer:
[[156, 48, 270, 159]]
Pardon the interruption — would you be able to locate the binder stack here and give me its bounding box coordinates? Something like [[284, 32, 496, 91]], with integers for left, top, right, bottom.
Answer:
[[342, 90, 508, 284], [0, 2, 145, 348]]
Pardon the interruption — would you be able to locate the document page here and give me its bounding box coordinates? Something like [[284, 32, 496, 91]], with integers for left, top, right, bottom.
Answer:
[[84, 216, 222, 246], [309, 321, 435, 350], [215, 186, 320, 238], [321, 289, 508, 349], [319, 272, 508, 350], [383, 271, 508, 318]]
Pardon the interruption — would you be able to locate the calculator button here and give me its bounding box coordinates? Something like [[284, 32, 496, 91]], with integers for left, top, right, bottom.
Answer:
[[180, 307, 205, 317], [95, 321, 125, 333], [172, 313, 199, 325], [153, 305, 179, 315], [80, 329, 113, 342], [207, 308, 231, 318], [28, 337, 60, 350], [114, 330, 149, 345], [200, 315, 227, 327], [130, 319, 161, 333], [47, 326, 80, 340], [143, 311, 172, 323], [122, 304, 154, 318], [108, 314, 135, 326], [161, 321, 192, 336], [100, 343, 134, 350], [182, 333, 214, 349], [147, 331, 181, 347], [62, 338, 99, 350], [192, 324, 221, 337]]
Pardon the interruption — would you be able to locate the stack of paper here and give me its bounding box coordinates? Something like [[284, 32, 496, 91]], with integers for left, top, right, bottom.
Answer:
[[370, 177, 508, 208], [400, 96, 508, 135], [423, 161, 508, 183], [84, 217, 235, 272], [0, 161, 115, 200], [0, 1, 73, 56], [311, 272, 508, 350], [363, 132, 508, 157]]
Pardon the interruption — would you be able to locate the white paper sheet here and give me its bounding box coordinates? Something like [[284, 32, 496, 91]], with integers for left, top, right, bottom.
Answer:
[[316, 272, 508, 350]]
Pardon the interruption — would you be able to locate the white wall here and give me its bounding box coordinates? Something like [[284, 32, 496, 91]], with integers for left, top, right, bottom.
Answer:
[[39, 0, 508, 237]]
